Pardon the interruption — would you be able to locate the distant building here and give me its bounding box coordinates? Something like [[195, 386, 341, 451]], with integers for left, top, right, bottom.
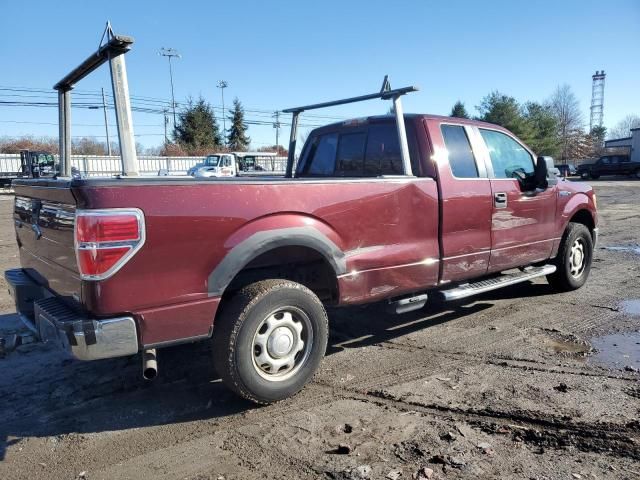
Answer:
[[604, 128, 639, 162]]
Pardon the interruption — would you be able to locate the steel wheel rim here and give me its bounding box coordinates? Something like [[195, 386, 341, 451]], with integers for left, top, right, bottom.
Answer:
[[569, 238, 587, 278], [251, 306, 313, 382]]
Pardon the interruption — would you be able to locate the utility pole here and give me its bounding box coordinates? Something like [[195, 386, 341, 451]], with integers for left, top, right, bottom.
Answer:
[[159, 47, 181, 127], [101, 87, 112, 156], [273, 110, 281, 153], [163, 109, 169, 145], [217, 80, 228, 144]]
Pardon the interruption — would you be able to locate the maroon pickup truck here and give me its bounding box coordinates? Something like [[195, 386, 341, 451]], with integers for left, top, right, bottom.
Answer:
[[5, 114, 597, 404]]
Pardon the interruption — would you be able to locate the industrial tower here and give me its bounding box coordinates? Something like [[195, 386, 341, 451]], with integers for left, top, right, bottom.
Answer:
[[590, 70, 606, 131]]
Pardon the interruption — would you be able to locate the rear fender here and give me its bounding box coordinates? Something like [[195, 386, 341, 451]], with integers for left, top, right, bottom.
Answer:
[[208, 214, 346, 297]]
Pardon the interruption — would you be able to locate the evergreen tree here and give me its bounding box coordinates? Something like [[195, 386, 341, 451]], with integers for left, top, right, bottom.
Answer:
[[476, 91, 533, 145], [523, 102, 560, 157], [173, 97, 223, 153], [450, 100, 469, 119], [226, 98, 251, 151]]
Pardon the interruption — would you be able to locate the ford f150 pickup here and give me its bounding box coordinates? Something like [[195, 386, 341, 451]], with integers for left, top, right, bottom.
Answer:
[[4, 110, 598, 404], [2, 33, 598, 404]]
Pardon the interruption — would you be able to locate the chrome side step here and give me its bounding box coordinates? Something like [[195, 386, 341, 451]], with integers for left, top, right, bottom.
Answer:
[[387, 293, 429, 314], [439, 264, 556, 301]]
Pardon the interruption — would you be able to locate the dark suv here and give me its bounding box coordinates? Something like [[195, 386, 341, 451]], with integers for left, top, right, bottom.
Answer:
[[577, 154, 640, 179]]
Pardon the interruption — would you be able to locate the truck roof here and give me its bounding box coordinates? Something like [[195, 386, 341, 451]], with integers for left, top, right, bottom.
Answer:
[[310, 114, 510, 135]]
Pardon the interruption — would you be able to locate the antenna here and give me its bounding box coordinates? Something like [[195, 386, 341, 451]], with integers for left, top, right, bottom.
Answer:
[[590, 70, 606, 131]]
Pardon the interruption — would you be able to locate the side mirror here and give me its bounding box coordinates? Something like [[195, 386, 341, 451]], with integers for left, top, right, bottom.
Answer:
[[536, 156, 558, 189]]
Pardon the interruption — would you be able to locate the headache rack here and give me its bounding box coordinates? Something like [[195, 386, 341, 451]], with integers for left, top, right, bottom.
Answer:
[[54, 22, 138, 177], [282, 76, 418, 177]]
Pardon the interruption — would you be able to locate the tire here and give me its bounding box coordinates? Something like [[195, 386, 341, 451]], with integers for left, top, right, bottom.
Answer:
[[580, 172, 589, 179], [547, 222, 593, 292], [634, 169, 640, 180], [212, 279, 328, 405], [590, 173, 600, 179]]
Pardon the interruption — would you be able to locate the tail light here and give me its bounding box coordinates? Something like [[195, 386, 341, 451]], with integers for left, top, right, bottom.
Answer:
[[75, 209, 145, 280]]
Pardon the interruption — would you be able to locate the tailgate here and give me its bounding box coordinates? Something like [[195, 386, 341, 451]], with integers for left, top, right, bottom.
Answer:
[[12, 179, 81, 300]]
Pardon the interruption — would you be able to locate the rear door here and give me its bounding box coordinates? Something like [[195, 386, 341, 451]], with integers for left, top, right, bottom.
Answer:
[[426, 120, 493, 282], [474, 127, 557, 272]]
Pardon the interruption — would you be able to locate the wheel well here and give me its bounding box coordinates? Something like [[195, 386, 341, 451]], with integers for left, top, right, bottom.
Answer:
[[224, 246, 339, 304], [569, 209, 595, 232]]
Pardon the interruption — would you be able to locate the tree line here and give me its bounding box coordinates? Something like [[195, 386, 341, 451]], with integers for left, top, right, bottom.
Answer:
[[448, 85, 640, 162], [166, 96, 251, 156]]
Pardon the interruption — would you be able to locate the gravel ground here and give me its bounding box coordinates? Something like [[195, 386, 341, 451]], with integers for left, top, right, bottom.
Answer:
[[0, 180, 639, 480]]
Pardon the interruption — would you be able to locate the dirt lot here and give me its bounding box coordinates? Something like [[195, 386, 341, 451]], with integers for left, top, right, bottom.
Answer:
[[0, 180, 639, 480]]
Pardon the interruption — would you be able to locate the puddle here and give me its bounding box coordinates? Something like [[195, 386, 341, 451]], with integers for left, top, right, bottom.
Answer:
[[621, 299, 640, 316], [540, 330, 591, 357], [589, 332, 640, 371], [602, 245, 640, 254]]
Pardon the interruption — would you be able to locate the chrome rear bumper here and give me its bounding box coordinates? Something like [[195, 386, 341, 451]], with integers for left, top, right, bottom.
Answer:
[[4, 268, 139, 360]]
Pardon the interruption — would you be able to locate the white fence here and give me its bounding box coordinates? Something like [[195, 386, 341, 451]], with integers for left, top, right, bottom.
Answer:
[[0, 154, 288, 177]]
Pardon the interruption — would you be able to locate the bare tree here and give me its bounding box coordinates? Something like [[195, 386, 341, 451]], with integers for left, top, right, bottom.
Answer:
[[608, 114, 640, 140], [547, 85, 584, 161]]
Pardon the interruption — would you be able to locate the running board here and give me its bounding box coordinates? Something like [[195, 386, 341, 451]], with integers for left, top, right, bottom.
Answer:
[[439, 265, 556, 301]]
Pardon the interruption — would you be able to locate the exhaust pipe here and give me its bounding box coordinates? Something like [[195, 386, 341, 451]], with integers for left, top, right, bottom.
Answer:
[[142, 348, 158, 380]]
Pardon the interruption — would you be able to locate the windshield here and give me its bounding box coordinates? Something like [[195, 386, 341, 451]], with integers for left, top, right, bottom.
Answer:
[[204, 155, 221, 166]]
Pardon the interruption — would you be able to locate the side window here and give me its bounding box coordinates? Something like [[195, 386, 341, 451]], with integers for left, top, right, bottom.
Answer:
[[479, 129, 534, 179], [335, 132, 366, 176], [441, 124, 478, 178]]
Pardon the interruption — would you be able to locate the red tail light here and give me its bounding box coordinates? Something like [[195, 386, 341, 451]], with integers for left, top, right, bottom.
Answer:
[[75, 209, 145, 280]]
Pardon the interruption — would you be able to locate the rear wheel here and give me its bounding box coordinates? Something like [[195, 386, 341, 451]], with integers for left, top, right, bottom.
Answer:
[[212, 279, 328, 405], [547, 222, 593, 292], [590, 173, 600, 179]]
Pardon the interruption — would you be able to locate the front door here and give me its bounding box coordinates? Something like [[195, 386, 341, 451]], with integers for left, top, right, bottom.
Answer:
[[474, 127, 558, 272]]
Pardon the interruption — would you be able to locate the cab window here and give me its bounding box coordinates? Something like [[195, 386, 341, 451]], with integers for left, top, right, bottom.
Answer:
[[297, 123, 420, 177], [479, 129, 534, 179], [441, 124, 478, 178]]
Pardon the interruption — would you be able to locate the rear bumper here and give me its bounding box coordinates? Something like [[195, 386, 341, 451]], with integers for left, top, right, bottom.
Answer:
[[4, 268, 139, 360]]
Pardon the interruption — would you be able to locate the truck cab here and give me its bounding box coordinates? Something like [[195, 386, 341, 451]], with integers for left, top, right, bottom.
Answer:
[[189, 154, 236, 177]]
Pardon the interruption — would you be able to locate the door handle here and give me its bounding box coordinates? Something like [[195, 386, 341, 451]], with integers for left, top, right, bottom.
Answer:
[[494, 192, 507, 208]]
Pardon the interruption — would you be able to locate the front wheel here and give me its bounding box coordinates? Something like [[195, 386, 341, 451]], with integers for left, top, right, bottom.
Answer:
[[547, 222, 593, 292], [212, 279, 328, 405]]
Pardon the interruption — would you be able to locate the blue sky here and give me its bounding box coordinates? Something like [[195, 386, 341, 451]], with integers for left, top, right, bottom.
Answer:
[[1, 0, 638, 150]]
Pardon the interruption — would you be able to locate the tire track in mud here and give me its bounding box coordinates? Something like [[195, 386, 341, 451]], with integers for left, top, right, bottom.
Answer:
[[311, 383, 640, 462]]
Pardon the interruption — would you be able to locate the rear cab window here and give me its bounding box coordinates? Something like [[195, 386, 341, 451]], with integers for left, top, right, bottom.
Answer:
[[440, 124, 479, 178], [296, 121, 421, 177]]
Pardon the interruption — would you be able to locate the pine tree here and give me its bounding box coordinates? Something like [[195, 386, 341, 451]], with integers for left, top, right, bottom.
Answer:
[[173, 97, 223, 153], [477, 91, 534, 145], [226, 98, 251, 151], [450, 101, 469, 119], [523, 102, 560, 157]]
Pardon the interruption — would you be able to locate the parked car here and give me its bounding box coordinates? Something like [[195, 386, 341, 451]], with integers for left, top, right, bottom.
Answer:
[[5, 113, 598, 405], [555, 164, 577, 177], [576, 154, 640, 179]]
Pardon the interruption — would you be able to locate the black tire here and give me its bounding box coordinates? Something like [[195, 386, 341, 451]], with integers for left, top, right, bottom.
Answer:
[[212, 279, 328, 405], [580, 172, 590, 179], [547, 222, 593, 292], [634, 169, 640, 180], [590, 173, 600, 179]]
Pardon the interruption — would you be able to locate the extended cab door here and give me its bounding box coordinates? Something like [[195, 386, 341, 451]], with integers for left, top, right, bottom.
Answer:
[[426, 120, 493, 282], [474, 127, 558, 272]]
